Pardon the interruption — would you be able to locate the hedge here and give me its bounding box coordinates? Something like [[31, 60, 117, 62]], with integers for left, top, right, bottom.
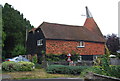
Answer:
[[46, 65, 89, 75], [46, 54, 79, 61], [2, 61, 35, 72]]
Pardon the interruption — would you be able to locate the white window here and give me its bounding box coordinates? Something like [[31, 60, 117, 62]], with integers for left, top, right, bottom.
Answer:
[[77, 41, 85, 48], [37, 30, 39, 33], [37, 39, 43, 46]]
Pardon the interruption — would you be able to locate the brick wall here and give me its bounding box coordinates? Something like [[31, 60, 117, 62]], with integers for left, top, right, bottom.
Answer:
[[46, 40, 105, 55]]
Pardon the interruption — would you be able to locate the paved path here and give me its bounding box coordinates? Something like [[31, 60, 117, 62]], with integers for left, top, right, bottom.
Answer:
[[2, 75, 11, 79], [2, 78, 84, 81]]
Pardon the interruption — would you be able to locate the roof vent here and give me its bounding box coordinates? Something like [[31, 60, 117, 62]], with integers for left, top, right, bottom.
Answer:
[[85, 6, 93, 18]]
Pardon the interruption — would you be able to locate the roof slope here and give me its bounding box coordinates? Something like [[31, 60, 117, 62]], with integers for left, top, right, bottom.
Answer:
[[84, 18, 104, 37], [84, 6, 105, 42], [37, 22, 105, 43], [29, 28, 36, 32]]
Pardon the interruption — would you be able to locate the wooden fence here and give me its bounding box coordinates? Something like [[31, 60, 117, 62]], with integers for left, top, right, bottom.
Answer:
[[46, 61, 93, 66]]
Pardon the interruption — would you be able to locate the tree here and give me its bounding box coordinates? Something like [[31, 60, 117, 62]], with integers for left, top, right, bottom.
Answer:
[[0, 5, 2, 47], [2, 3, 33, 58], [105, 34, 120, 55], [11, 44, 26, 57]]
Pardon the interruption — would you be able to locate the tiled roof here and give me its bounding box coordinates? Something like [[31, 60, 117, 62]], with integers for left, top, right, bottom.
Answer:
[[29, 28, 36, 32], [84, 18, 104, 37], [36, 20, 105, 43]]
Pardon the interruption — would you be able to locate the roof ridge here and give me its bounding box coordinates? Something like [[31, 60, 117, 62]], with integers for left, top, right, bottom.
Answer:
[[43, 22, 83, 28]]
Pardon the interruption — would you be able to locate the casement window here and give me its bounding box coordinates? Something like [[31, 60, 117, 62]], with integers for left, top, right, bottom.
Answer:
[[37, 30, 39, 33], [37, 39, 43, 46], [77, 41, 85, 48]]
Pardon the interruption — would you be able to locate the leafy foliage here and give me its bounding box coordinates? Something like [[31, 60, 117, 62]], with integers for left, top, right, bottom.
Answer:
[[2, 31, 6, 47], [109, 65, 120, 78], [2, 61, 35, 72], [2, 3, 33, 58], [18, 61, 35, 71], [2, 61, 20, 72], [11, 44, 26, 57], [46, 54, 67, 61], [46, 65, 89, 75], [0, 5, 2, 47], [81, 55, 120, 78], [46, 54, 79, 62], [105, 34, 120, 54], [32, 55, 37, 64]]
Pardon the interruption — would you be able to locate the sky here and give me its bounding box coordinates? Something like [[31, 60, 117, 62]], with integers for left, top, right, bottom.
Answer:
[[0, 0, 119, 36]]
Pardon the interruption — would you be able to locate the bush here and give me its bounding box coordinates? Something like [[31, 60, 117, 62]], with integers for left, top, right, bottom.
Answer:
[[34, 63, 42, 69], [11, 44, 26, 57], [46, 54, 67, 61], [46, 65, 89, 75], [2, 61, 20, 72], [80, 65, 120, 78], [32, 56, 37, 64], [46, 54, 79, 62], [18, 61, 35, 71], [2, 61, 35, 72], [109, 65, 120, 78]]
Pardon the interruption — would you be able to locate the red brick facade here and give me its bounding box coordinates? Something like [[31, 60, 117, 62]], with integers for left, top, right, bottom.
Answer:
[[46, 40, 105, 55]]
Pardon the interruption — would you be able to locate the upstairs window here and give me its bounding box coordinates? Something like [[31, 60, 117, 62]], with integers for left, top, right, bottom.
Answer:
[[77, 41, 85, 48], [37, 39, 43, 46]]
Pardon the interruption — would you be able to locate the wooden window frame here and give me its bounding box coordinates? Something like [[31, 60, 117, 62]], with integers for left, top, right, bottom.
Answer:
[[37, 39, 43, 46], [77, 41, 85, 48]]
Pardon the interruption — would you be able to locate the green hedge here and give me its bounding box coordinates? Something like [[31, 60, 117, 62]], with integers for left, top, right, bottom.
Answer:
[[46, 65, 89, 75], [2, 61, 35, 72], [93, 65, 120, 78], [108, 65, 120, 78], [46, 54, 79, 61]]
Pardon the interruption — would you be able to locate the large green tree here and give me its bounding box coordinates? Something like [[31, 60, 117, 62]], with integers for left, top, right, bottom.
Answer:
[[105, 34, 120, 54], [2, 3, 33, 58]]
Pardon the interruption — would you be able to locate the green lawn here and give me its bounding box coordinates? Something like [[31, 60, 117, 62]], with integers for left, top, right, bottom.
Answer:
[[2, 69, 81, 79]]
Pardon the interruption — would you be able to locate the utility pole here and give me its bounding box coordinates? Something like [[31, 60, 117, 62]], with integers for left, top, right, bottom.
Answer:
[[25, 26, 28, 58]]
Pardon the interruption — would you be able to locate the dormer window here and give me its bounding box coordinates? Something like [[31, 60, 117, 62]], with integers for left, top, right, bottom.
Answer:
[[37, 39, 43, 46], [77, 41, 85, 48]]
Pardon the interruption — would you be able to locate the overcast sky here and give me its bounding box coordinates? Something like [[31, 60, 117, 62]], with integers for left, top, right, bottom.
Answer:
[[0, 0, 119, 35]]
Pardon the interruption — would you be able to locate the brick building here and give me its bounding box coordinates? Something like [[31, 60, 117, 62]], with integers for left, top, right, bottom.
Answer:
[[26, 7, 106, 61]]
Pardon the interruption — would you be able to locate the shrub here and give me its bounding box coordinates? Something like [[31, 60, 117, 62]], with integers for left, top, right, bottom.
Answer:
[[11, 44, 26, 57], [109, 65, 120, 78], [2, 61, 35, 72], [32, 55, 37, 64], [2, 61, 20, 72], [46, 54, 79, 62], [34, 63, 42, 69], [18, 61, 35, 71], [46, 54, 66, 61], [80, 65, 120, 78], [46, 65, 89, 75]]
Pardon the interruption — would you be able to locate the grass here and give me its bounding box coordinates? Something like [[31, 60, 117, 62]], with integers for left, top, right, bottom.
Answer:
[[2, 69, 81, 79]]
